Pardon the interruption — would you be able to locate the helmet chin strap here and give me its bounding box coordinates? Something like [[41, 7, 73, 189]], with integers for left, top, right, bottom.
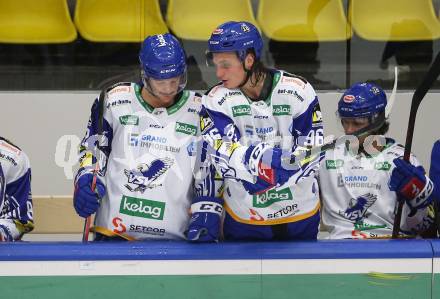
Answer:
[[238, 67, 252, 88], [141, 73, 159, 98], [357, 113, 386, 138]]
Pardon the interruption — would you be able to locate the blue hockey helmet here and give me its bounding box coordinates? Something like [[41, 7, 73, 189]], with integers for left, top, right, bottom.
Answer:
[[338, 82, 387, 119], [207, 21, 263, 61], [139, 33, 187, 93]]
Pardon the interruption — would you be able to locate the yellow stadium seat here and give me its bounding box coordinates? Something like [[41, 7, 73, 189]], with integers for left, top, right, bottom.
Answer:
[[0, 0, 77, 43], [350, 0, 440, 41], [74, 0, 168, 42], [166, 0, 258, 41], [257, 0, 351, 42]]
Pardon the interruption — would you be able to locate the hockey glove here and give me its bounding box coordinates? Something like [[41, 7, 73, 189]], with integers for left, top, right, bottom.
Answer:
[[243, 143, 300, 194], [389, 158, 434, 216], [73, 173, 106, 218], [187, 196, 223, 242]]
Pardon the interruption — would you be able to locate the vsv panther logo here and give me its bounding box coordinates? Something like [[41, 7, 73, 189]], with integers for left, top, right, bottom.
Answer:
[[339, 193, 377, 222], [124, 158, 173, 193]]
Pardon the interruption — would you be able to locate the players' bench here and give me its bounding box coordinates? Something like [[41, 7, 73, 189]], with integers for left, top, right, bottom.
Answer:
[[30, 195, 329, 239], [31, 195, 83, 234]]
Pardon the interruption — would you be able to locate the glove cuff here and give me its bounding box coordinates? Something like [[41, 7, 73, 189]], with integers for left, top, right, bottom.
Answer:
[[191, 197, 224, 216], [414, 176, 434, 204], [245, 142, 270, 176]]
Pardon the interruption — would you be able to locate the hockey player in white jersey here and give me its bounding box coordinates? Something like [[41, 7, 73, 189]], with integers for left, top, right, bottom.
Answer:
[[319, 82, 434, 239], [188, 21, 324, 241], [0, 137, 34, 241], [73, 33, 206, 241]]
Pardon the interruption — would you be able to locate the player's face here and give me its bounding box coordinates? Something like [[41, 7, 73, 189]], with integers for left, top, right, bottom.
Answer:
[[212, 52, 246, 89], [149, 76, 181, 104], [341, 117, 370, 135]]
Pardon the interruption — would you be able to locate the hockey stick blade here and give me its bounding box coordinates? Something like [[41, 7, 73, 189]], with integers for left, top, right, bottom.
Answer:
[[392, 51, 440, 239]]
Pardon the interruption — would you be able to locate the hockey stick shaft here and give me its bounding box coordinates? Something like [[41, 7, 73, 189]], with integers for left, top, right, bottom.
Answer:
[[284, 113, 387, 166], [392, 52, 440, 238], [82, 88, 106, 242]]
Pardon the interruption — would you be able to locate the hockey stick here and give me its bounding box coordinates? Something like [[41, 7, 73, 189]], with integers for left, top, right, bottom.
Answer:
[[82, 88, 106, 242], [392, 52, 440, 239]]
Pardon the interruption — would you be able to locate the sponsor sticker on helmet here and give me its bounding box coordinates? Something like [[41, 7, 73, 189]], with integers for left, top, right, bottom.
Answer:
[[343, 95, 355, 103], [241, 23, 250, 32], [212, 28, 223, 35], [157, 34, 167, 47]]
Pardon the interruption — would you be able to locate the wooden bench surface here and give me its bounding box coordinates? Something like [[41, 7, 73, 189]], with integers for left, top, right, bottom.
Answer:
[[31, 196, 86, 234]]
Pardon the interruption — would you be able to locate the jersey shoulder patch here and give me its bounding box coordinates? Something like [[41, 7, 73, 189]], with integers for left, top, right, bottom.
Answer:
[[106, 82, 133, 96], [279, 71, 308, 88], [204, 82, 223, 96], [181, 91, 203, 116], [203, 84, 243, 112], [274, 71, 316, 108], [0, 138, 30, 175], [0, 137, 21, 156]]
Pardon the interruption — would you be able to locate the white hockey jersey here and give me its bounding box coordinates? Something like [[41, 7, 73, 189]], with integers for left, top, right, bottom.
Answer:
[[77, 83, 203, 240], [319, 138, 434, 239], [201, 70, 324, 225], [0, 137, 33, 241]]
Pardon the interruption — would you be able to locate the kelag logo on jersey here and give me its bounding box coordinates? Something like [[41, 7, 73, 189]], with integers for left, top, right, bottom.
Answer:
[[124, 158, 173, 192], [119, 115, 139, 125], [339, 193, 377, 222], [119, 196, 165, 220], [374, 161, 391, 171], [326, 159, 344, 169], [175, 122, 197, 136], [232, 105, 251, 117], [253, 187, 293, 208], [273, 105, 291, 116]]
